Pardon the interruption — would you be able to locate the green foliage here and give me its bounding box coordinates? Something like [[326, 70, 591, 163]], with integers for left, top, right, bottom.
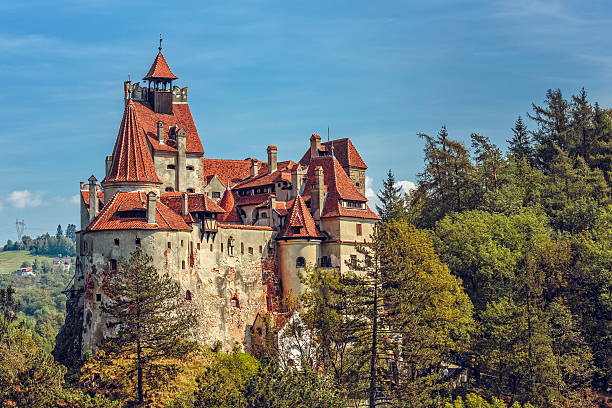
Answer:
[[377, 169, 408, 222], [191, 351, 259, 408], [4, 232, 76, 256], [243, 360, 346, 408], [446, 393, 537, 408], [100, 248, 199, 404]]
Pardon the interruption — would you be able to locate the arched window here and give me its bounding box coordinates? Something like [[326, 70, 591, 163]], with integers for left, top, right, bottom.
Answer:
[[230, 294, 240, 308], [186, 188, 195, 193], [185, 290, 192, 301], [165, 187, 174, 192], [296, 257, 306, 268]]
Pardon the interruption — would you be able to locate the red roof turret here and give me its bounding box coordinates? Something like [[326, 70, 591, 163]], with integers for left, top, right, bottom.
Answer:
[[278, 195, 323, 240], [103, 101, 162, 185], [217, 188, 242, 223], [143, 52, 178, 80]]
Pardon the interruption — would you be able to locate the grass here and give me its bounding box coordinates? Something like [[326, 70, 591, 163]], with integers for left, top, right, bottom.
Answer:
[[0, 250, 53, 274]]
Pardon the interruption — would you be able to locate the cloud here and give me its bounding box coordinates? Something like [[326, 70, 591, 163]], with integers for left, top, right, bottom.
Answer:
[[365, 176, 376, 202], [394, 180, 417, 195], [6, 190, 43, 209]]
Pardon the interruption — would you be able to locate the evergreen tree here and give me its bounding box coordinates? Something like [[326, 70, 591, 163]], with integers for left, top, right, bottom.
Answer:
[[101, 248, 198, 405], [56, 224, 63, 240], [569, 88, 595, 162], [376, 169, 407, 222], [529, 88, 571, 170], [507, 116, 534, 163], [65, 224, 77, 243]]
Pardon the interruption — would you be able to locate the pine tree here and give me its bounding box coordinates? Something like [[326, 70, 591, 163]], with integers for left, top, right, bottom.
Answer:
[[65, 224, 77, 243], [529, 89, 571, 170], [56, 224, 63, 240], [376, 170, 407, 223], [101, 248, 198, 405], [507, 116, 534, 163]]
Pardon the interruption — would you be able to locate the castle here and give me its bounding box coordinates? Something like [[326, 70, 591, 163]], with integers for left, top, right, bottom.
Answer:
[[56, 44, 380, 361]]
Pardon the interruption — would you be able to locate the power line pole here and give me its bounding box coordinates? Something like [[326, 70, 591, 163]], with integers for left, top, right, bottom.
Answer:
[[15, 219, 25, 241]]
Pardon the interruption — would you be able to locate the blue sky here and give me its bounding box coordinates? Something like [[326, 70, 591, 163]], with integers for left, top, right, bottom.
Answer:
[[1, 0, 611, 244]]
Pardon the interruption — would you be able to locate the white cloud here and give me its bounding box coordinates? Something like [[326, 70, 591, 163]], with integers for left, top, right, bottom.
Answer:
[[394, 180, 417, 195], [6, 190, 43, 209], [365, 176, 376, 202]]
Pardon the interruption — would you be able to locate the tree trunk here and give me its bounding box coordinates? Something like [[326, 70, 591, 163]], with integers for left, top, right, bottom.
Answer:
[[137, 338, 143, 404], [369, 273, 379, 408]]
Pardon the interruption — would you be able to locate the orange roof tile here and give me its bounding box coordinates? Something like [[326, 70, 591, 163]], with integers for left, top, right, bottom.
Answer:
[[81, 190, 105, 209], [235, 193, 270, 207], [143, 52, 178, 80], [218, 224, 275, 231], [103, 101, 162, 185], [202, 158, 257, 187], [160, 192, 225, 214], [87, 192, 191, 232], [233, 161, 297, 190], [133, 100, 204, 155], [278, 195, 323, 240], [217, 189, 242, 223], [300, 138, 367, 169]]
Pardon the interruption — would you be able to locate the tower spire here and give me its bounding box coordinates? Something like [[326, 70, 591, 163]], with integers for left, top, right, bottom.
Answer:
[[158, 33, 163, 52]]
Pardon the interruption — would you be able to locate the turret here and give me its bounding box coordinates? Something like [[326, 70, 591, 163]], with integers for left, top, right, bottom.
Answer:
[[310, 134, 321, 158]]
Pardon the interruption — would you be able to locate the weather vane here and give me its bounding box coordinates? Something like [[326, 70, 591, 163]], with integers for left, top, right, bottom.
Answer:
[[158, 33, 163, 52]]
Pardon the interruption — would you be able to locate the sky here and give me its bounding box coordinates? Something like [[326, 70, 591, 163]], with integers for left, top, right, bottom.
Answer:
[[1, 0, 611, 244]]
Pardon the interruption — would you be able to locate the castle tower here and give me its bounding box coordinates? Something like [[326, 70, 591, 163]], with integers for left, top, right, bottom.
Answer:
[[277, 195, 324, 299], [101, 100, 162, 202]]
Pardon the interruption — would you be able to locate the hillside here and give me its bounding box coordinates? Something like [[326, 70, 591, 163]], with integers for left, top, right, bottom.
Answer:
[[0, 249, 54, 274]]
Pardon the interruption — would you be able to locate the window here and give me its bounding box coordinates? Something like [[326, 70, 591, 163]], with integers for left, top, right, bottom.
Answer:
[[212, 192, 221, 199], [320, 256, 331, 267], [350, 255, 357, 269], [167, 242, 172, 249], [165, 187, 174, 192], [186, 188, 195, 193], [114, 238, 120, 246], [110, 259, 118, 271], [260, 212, 268, 218], [186, 165, 194, 171], [292, 226, 301, 234], [96, 293, 102, 302], [230, 294, 240, 308], [241, 243, 244, 254], [228, 237, 235, 255], [181, 240, 184, 247], [185, 290, 192, 301], [210, 244, 213, 252], [182, 260, 186, 269], [356, 223, 363, 236], [135, 238, 141, 247], [259, 245, 263, 254], [197, 243, 201, 250], [167, 164, 176, 169], [221, 243, 224, 252], [248, 247, 253, 255], [296, 257, 306, 268]]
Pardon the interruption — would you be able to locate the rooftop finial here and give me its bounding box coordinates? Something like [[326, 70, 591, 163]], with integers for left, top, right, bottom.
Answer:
[[158, 33, 163, 52]]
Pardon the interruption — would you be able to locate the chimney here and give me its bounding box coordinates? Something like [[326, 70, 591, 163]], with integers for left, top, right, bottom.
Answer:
[[312, 166, 324, 222], [88, 175, 98, 221], [123, 80, 131, 100], [310, 134, 321, 159], [182, 193, 189, 216], [269, 194, 276, 226], [105, 156, 113, 177], [267, 145, 277, 174], [291, 166, 303, 198], [80, 182, 87, 190], [176, 128, 186, 192], [250, 159, 259, 177], [147, 192, 157, 224], [157, 121, 165, 145]]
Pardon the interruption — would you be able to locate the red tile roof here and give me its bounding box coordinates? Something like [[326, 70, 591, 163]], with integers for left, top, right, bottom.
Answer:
[[81, 190, 105, 209], [160, 192, 225, 214], [87, 192, 191, 232], [278, 195, 323, 239], [202, 158, 257, 188], [218, 224, 275, 231], [300, 138, 367, 170], [233, 161, 297, 190], [217, 189, 242, 223], [103, 101, 162, 185], [132, 100, 204, 155], [303, 156, 380, 220], [143, 52, 178, 80], [235, 193, 270, 207]]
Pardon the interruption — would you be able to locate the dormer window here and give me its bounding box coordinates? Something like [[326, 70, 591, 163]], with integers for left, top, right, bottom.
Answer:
[[118, 209, 146, 218], [292, 226, 301, 234], [343, 200, 365, 209]]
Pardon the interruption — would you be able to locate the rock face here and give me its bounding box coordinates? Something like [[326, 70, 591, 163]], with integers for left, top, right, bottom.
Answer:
[[53, 290, 84, 369]]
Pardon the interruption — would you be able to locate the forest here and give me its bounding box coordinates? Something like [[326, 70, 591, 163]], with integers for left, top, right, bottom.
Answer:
[[0, 88, 609, 407]]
